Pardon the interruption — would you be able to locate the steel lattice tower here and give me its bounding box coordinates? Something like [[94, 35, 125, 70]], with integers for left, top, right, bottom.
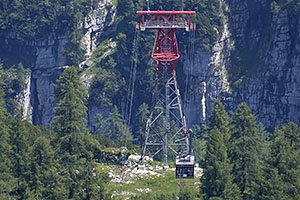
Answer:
[[136, 11, 196, 165]]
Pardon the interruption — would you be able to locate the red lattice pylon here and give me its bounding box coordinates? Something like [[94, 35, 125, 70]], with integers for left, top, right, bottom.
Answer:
[[136, 11, 196, 76], [136, 11, 196, 165]]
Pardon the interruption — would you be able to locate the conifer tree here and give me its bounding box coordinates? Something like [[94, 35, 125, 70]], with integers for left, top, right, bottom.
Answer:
[[66, 158, 110, 200], [209, 100, 230, 147], [93, 113, 104, 135], [10, 119, 31, 199], [52, 66, 88, 137], [261, 122, 300, 200], [201, 100, 240, 200], [0, 88, 15, 199], [135, 103, 150, 145], [29, 136, 65, 199], [230, 102, 262, 200], [51, 67, 109, 198], [105, 106, 133, 144]]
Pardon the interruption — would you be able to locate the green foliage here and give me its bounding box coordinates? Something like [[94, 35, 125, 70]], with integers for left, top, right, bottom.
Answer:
[[28, 136, 64, 199], [0, 0, 95, 40], [178, 182, 201, 200], [124, 169, 198, 200], [185, 0, 224, 50], [0, 63, 30, 115], [94, 113, 105, 135], [261, 122, 300, 200], [105, 106, 133, 144], [0, 0, 100, 65], [208, 100, 230, 147], [0, 89, 15, 199], [52, 66, 88, 137], [257, 123, 271, 160], [192, 124, 209, 163], [10, 119, 32, 199], [271, 1, 280, 15], [89, 57, 125, 107], [0, 65, 115, 199], [131, 193, 174, 200], [135, 103, 150, 145], [230, 103, 262, 200], [201, 100, 241, 200]]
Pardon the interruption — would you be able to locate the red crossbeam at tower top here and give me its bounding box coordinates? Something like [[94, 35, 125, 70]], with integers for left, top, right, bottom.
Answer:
[[136, 11, 196, 31], [136, 11, 196, 14], [136, 10, 196, 76]]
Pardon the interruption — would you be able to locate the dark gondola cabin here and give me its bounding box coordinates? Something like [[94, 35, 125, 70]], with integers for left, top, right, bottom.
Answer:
[[176, 155, 194, 179]]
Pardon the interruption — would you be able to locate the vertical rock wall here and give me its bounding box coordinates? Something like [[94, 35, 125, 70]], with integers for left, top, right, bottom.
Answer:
[[16, 0, 300, 130], [228, 1, 300, 129], [184, 0, 300, 130], [28, 0, 115, 127], [31, 34, 68, 126], [184, 1, 232, 127]]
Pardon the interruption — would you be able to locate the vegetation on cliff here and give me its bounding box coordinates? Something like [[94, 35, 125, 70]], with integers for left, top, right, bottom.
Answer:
[[0, 0, 300, 199]]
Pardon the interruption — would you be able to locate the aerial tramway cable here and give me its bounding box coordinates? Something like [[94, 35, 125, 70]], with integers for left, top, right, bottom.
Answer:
[[126, 30, 140, 126], [184, 29, 196, 126], [146, 0, 150, 11]]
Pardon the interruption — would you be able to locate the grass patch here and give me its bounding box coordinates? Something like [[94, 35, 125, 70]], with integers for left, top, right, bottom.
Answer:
[[98, 163, 200, 199]]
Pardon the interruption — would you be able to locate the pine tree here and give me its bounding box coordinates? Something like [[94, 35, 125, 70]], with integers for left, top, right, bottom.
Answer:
[[29, 136, 65, 199], [51, 67, 111, 199], [261, 122, 300, 200], [208, 100, 230, 148], [230, 102, 262, 200], [66, 158, 110, 200], [191, 124, 208, 163], [10, 119, 31, 199], [105, 106, 133, 144], [93, 113, 104, 135], [201, 100, 240, 200], [0, 88, 15, 199], [135, 103, 150, 146], [52, 66, 88, 137]]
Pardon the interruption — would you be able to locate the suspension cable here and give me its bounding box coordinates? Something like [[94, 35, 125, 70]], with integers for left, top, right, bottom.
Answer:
[[126, 29, 140, 126], [146, 0, 150, 11]]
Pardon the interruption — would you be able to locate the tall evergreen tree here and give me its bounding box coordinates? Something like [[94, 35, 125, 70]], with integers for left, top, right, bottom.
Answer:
[[208, 100, 230, 147], [135, 103, 150, 145], [28, 136, 65, 199], [0, 88, 15, 199], [52, 66, 88, 137], [66, 158, 110, 200], [191, 124, 208, 163], [93, 113, 105, 135], [51, 67, 111, 199], [230, 102, 262, 200], [261, 122, 300, 200], [105, 106, 133, 144], [10, 120, 31, 199], [201, 100, 240, 200]]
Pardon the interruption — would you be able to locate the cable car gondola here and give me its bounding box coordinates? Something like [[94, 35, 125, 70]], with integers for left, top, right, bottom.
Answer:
[[176, 154, 194, 179]]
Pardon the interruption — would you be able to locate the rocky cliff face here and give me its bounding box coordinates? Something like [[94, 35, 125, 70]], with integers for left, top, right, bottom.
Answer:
[[237, 9, 300, 129], [17, 0, 300, 130], [184, 1, 232, 127], [24, 0, 116, 127], [185, 0, 300, 130], [227, 1, 300, 129], [30, 34, 68, 126]]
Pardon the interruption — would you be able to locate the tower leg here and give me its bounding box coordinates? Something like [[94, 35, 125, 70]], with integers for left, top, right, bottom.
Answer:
[[140, 72, 189, 163]]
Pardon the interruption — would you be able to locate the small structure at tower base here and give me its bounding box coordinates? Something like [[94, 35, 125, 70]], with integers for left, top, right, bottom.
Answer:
[[176, 154, 195, 179]]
